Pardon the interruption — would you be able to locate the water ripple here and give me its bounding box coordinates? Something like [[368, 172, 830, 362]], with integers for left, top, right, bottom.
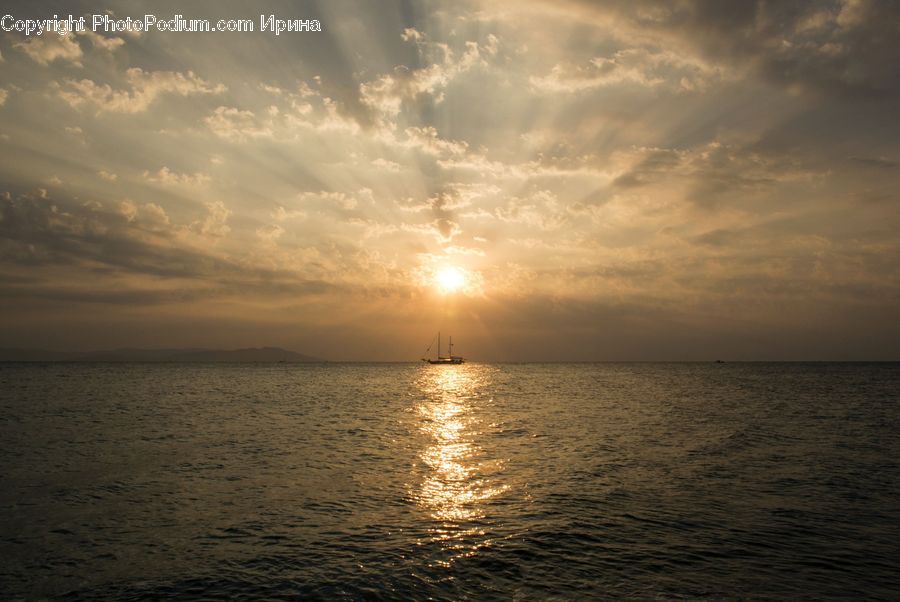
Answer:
[[1, 362, 899, 599]]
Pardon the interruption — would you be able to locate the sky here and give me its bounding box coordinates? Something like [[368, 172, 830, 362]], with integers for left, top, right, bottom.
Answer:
[[1, 0, 899, 361]]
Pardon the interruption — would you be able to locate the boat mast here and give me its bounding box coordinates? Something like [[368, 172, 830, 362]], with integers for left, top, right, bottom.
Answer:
[[449, 336, 453, 357], [437, 332, 441, 359]]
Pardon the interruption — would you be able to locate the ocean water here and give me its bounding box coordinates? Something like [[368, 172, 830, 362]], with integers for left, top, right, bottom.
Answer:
[[1, 362, 899, 600]]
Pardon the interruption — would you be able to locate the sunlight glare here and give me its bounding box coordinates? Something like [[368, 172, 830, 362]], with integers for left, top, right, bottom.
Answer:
[[436, 266, 466, 293]]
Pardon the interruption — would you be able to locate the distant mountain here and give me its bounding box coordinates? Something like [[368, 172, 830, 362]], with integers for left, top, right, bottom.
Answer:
[[0, 346, 325, 363], [168, 347, 324, 363]]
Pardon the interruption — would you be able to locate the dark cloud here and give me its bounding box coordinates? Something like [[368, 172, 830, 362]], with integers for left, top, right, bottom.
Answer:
[[849, 156, 899, 169], [0, 190, 216, 277], [563, 0, 900, 98], [0, 286, 204, 306], [612, 148, 682, 188], [0, 190, 342, 304], [610, 142, 797, 209], [692, 228, 734, 247], [430, 191, 461, 241]]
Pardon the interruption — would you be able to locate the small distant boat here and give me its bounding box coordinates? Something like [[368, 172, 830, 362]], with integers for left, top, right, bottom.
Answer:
[[422, 332, 465, 365]]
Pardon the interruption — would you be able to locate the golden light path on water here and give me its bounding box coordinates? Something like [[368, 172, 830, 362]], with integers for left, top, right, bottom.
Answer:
[[412, 364, 509, 563]]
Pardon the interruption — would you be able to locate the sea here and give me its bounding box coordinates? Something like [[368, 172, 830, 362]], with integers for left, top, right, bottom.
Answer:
[[1, 362, 898, 600]]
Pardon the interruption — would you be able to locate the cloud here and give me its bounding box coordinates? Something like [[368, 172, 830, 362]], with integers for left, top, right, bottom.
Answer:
[[427, 191, 463, 242], [609, 142, 816, 208], [98, 170, 118, 181], [77, 30, 125, 53], [256, 224, 285, 242], [553, 0, 900, 98], [404, 126, 468, 157], [848, 156, 899, 169], [13, 34, 83, 66], [0, 189, 344, 311], [0, 88, 7, 107], [295, 190, 368, 213], [4, 199, 358, 325], [204, 78, 365, 142], [11, 27, 123, 67], [531, 47, 722, 93], [836, 0, 874, 29], [371, 158, 401, 172], [359, 34, 488, 127], [272, 206, 307, 222], [0, 190, 183, 276], [205, 106, 272, 140], [611, 147, 686, 189], [795, 9, 834, 34], [118, 199, 170, 231], [492, 190, 568, 231], [143, 167, 210, 187], [59, 68, 225, 113], [195, 201, 231, 237], [531, 59, 660, 93], [401, 27, 425, 43], [259, 83, 284, 96]]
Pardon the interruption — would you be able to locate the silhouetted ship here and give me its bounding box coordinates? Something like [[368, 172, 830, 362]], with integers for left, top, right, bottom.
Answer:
[[422, 332, 465, 364]]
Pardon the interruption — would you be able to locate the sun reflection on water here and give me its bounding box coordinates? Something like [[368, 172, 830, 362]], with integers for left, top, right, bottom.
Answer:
[[412, 364, 508, 558]]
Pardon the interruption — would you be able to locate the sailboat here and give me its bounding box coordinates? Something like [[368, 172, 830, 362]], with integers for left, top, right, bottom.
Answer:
[[422, 332, 465, 364]]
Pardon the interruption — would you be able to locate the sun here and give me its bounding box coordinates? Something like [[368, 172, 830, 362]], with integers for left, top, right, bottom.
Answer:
[[435, 266, 466, 293]]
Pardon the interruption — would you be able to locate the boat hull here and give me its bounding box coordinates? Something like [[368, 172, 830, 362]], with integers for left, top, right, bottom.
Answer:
[[424, 358, 465, 364]]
